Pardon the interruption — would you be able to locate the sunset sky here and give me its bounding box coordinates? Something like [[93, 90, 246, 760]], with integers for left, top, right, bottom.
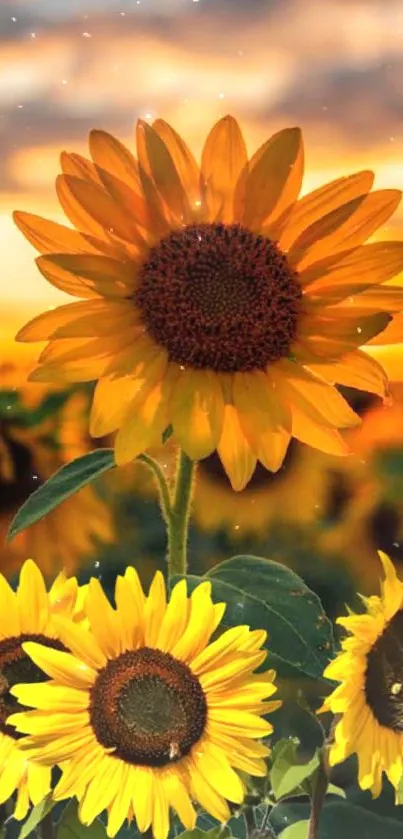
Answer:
[[2, 0, 403, 366]]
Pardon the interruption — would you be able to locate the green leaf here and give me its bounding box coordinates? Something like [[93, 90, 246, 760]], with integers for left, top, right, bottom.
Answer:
[[319, 800, 403, 838], [178, 556, 334, 680], [7, 449, 115, 540], [18, 797, 56, 839], [326, 783, 346, 799], [279, 822, 309, 839], [56, 801, 107, 839], [270, 739, 319, 800], [180, 829, 232, 839]]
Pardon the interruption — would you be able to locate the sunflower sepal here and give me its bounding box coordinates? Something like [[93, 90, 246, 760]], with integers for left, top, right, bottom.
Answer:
[[172, 555, 335, 681], [7, 448, 115, 541]]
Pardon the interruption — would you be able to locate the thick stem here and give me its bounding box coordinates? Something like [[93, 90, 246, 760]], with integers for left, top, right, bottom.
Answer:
[[40, 812, 55, 839], [167, 450, 196, 578], [308, 749, 329, 839]]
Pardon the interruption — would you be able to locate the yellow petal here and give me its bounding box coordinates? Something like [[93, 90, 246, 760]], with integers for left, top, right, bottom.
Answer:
[[157, 579, 190, 653], [0, 574, 19, 637], [17, 560, 48, 633], [170, 582, 217, 662], [302, 241, 403, 297], [90, 373, 151, 437], [86, 578, 123, 658], [233, 371, 291, 471], [21, 641, 96, 688], [171, 368, 225, 460], [114, 363, 174, 465], [306, 349, 388, 398], [12, 682, 89, 712], [271, 360, 360, 429], [201, 115, 247, 223], [12, 210, 106, 255], [217, 404, 257, 491], [144, 571, 167, 647], [136, 120, 190, 224], [242, 127, 303, 230], [89, 130, 141, 191], [56, 174, 142, 244], [52, 616, 107, 669], [188, 758, 231, 823], [194, 744, 245, 804]]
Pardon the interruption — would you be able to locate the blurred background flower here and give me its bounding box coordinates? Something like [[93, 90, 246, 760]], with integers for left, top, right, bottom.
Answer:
[[2, 0, 403, 617]]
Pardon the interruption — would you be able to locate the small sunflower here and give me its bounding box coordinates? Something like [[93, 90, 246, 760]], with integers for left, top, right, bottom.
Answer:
[[0, 559, 83, 819], [322, 552, 403, 798], [0, 386, 112, 578], [193, 443, 337, 538], [320, 389, 403, 589], [14, 117, 403, 489], [10, 569, 280, 838]]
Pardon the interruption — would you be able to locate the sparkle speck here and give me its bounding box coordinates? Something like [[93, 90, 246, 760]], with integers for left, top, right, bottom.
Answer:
[[17, 104, 24, 109], [61, 79, 68, 85], [218, 92, 225, 99], [82, 31, 92, 38], [357, 327, 362, 334], [30, 32, 36, 38], [11, 17, 17, 22]]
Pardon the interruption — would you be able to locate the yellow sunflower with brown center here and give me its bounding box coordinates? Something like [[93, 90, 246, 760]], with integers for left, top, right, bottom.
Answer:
[[10, 568, 280, 838], [14, 117, 403, 489], [322, 552, 403, 799], [0, 559, 83, 819]]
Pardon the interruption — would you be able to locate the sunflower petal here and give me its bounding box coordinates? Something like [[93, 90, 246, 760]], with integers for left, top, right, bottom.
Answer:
[[153, 119, 200, 204], [201, 115, 248, 223], [217, 404, 257, 491], [306, 349, 388, 397], [233, 371, 291, 471], [271, 360, 360, 429], [242, 127, 303, 230], [171, 369, 225, 460]]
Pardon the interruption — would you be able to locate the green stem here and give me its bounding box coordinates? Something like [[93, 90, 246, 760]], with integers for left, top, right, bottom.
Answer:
[[308, 748, 329, 839], [40, 812, 55, 839], [167, 450, 196, 579], [137, 453, 172, 523]]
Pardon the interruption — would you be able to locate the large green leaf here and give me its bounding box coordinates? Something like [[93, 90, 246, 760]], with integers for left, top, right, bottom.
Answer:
[[7, 449, 115, 540], [270, 739, 320, 801], [56, 801, 107, 839], [18, 797, 56, 839], [178, 556, 334, 680]]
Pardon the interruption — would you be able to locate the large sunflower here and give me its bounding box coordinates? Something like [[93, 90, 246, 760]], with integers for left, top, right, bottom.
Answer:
[[14, 117, 403, 489], [321, 552, 403, 798], [10, 569, 280, 838], [0, 383, 112, 578], [0, 559, 83, 819]]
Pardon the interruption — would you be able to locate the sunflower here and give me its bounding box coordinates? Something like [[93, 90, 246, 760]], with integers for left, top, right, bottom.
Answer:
[[321, 551, 403, 798], [0, 559, 83, 819], [10, 569, 280, 838], [193, 442, 339, 538], [320, 387, 403, 590], [13, 117, 403, 489], [0, 385, 112, 578]]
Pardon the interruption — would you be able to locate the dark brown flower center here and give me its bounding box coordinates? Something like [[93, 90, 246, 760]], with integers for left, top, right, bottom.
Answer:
[[365, 609, 403, 730], [89, 647, 207, 766], [135, 222, 302, 372], [0, 634, 66, 739]]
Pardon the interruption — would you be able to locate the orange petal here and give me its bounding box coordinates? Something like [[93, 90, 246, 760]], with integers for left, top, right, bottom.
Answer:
[[367, 312, 403, 346], [233, 370, 291, 471], [366, 343, 403, 381], [201, 115, 248, 223], [171, 368, 225, 460], [306, 349, 388, 397], [13, 211, 108, 256], [290, 189, 401, 270], [271, 359, 360, 429], [241, 127, 303, 231], [152, 119, 200, 206], [298, 311, 390, 353], [301, 241, 403, 296], [56, 174, 144, 245], [353, 285, 403, 313], [60, 151, 100, 184], [291, 407, 350, 456], [89, 130, 141, 191], [278, 170, 374, 251], [136, 119, 190, 225], [217, 404, 257, 491], [37, 253, 137, 299]]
